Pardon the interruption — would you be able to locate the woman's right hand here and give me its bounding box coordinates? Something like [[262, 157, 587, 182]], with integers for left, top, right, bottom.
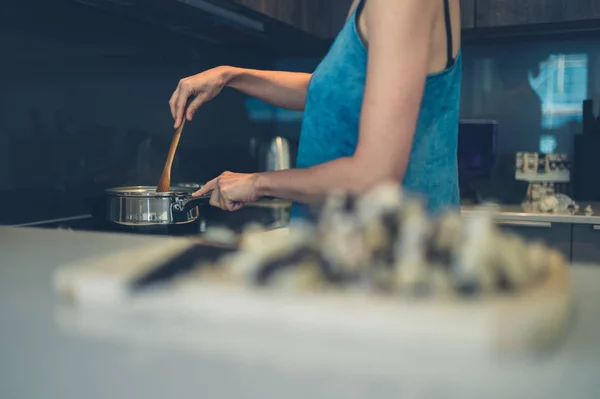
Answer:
[[169, 66, 233, 128]]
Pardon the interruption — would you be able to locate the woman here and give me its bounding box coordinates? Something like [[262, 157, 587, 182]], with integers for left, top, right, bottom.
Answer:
[[169, 0, 461, 216]]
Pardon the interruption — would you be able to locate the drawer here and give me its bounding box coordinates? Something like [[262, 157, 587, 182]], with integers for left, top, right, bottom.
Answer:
[[572, 224, 600, 264], [495, 220, 572, 261]]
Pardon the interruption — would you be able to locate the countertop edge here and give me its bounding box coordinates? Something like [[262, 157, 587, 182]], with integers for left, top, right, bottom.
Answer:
[[461, 209, 600, 225]]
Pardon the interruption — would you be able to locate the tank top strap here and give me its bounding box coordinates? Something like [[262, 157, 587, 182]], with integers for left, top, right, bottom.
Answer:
[[443, 0, 455, 68]]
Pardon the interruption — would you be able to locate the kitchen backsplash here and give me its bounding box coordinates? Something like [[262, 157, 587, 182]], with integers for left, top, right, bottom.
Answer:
[[0, 0, 275, 223], [269, 35, 600, 202], [4, 1, 600, 223], [270, 36, 600, 154], [460, 36, 600, 177]]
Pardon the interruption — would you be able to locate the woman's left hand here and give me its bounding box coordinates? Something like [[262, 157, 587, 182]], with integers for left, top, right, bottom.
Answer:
[[193, 171, 261, 211]]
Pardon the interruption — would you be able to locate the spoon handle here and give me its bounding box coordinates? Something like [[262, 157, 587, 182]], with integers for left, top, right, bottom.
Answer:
[[156, 119, 186, 192]]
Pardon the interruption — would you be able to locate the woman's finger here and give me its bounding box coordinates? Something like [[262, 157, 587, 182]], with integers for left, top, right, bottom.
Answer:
[[169, 84, 181, 120], [174, 101, 187, 129], [223, 199, 235, 211], [209, 188, 221, 209], [173, 82, 191, 128], [193, 178, 217, 197], [186, 93, 206, 121], [218, 188, 228, 211], [229, 201, 244, 212]]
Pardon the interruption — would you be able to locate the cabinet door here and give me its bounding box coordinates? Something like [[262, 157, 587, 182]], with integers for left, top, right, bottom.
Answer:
[[461, 0, 476, 29], [476, 0, 600, 28], [328, 0, 354, 38], [298, 0, 334, 38], [232, 0, 331, 38], [231, 0, 295, 26], [496, 220, 572, 261], [476, 0, 563, 27], [231, 0, 270, 15], [562, 0, 600, 22], [572, 224, 600, 264]]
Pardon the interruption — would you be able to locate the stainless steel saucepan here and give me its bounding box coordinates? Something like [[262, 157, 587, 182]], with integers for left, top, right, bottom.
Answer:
[[105, 186, 210, 226]]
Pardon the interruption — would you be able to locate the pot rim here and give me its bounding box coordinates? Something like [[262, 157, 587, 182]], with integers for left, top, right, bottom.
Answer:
[[105, 185, 196, 197]]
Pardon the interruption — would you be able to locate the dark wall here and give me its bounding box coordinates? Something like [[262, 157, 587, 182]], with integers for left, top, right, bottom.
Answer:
[[269, 35, 600, 203], [272, 35, 600, 151], [0, 1, 274, 223], [460, 36, 600, 179], [5, 1, 600, 223]]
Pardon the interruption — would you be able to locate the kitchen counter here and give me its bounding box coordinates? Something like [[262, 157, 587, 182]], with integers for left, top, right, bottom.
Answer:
[[6, 198, 291, 235], [1, 226, 600, 399], [461, 202, 600, 225]]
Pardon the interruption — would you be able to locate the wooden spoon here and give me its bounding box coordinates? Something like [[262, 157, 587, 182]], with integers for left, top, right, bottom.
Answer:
[[156, 119, 186, 192]]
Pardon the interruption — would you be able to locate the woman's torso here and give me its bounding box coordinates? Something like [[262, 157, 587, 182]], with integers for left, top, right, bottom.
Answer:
[[294, 0, 462, 217]]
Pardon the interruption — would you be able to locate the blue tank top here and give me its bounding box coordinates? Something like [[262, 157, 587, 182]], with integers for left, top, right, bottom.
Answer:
[[293, 0, 461, 218]]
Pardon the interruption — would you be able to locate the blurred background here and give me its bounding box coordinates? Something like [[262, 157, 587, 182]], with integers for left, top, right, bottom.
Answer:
[[2, 0, 600, 223]]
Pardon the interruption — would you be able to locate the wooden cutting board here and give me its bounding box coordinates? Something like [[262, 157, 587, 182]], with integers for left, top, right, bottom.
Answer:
[[54, 239, 197, 304], [53, 233, 572, 356]]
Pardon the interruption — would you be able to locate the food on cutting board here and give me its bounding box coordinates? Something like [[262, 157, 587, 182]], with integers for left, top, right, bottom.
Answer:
[[200, 183, 562, 297], [53, 183, 571, 355]]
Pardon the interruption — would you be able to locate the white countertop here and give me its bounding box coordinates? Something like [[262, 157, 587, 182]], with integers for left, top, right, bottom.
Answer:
[[462, 203, 600, 225], [1, 226, 600, 399]]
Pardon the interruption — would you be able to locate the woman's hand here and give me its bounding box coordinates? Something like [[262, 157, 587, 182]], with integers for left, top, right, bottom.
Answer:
[[169, 66, 233, 128], [193, 171, 261, 211]]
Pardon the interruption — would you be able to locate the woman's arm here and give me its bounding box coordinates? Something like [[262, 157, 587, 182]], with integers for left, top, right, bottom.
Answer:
[[196, 0, 439, 209], [228, 68, 312, 111], [170, 67, 311, 128], [255, 0, 438, 203]]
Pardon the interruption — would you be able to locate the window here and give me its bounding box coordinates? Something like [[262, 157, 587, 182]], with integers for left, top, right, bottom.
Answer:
[[528, 54, 588, 131]]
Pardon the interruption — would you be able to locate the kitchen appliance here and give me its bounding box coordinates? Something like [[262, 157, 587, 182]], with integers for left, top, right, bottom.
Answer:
[[574, 99, 600, 201], [515, 152, 571, 206], [515, 152, 570, 182], [259, 136, 291, 172], [105, 186, 209, 226], [458, 120, 498, 201], [582, 99, 600, 136], [574, 134, 600, 201], [63, 185, 213, 235], [17, 190, 290, 237]]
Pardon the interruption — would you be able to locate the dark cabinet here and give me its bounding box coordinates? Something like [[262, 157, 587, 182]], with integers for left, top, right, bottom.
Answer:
[[232, 1, 305, 32], [475, 0, 600, 28], [232, 1, 316, 36], [496, 220, 572, 261], [232, 0, 351, 38], [476, 0, 562, 27], [237, 1, 475, 35], [295, 0, 332, 38], [234, 1, 600, 38], [461, 0, 476, 29], [572, 224, 600, 264], [328, 0, 354, 38], [562, 0, 600, 21]]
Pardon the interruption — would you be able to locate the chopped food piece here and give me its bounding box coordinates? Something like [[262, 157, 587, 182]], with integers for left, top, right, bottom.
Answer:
[[208, 184, 559, 298], [202, 226, 239, 246], [394, 201, 430, 292], [451, 211, 497, 293]]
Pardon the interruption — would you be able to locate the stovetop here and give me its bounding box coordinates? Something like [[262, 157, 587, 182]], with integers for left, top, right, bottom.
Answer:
[[16, 204, 290, 237]]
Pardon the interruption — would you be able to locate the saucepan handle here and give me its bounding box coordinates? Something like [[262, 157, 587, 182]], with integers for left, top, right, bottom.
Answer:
[[173, 195, 281, 213], [173, 194, 211, 213]]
